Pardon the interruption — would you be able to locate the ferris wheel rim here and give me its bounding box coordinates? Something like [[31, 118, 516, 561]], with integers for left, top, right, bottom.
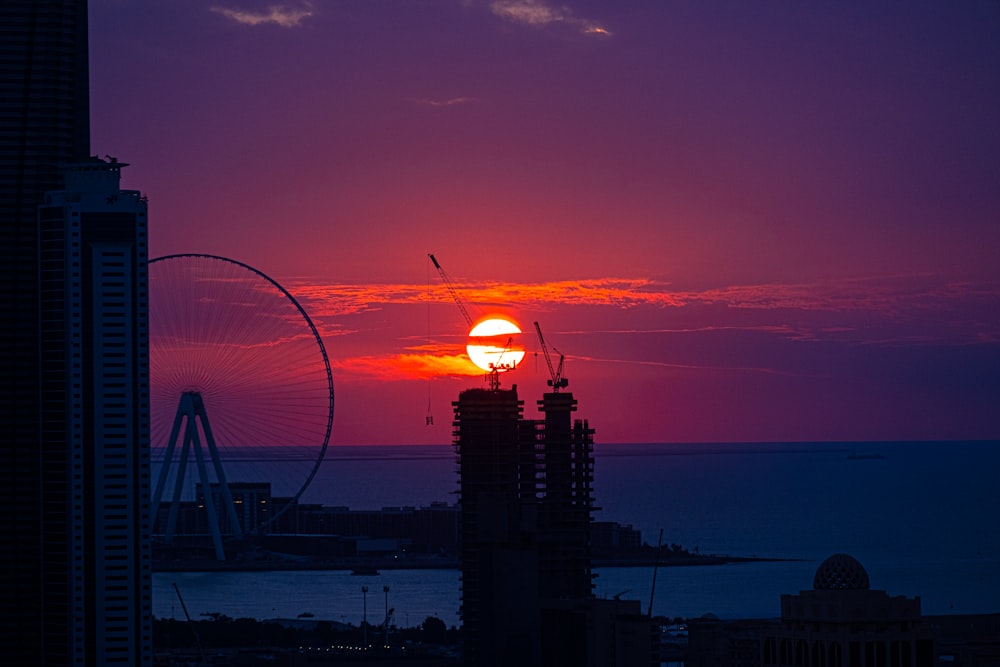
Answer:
[[149, 252, 335, 524]]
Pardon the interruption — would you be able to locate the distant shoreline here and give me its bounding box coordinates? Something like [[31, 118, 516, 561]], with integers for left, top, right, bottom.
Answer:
[[153, 552, 797, 574]]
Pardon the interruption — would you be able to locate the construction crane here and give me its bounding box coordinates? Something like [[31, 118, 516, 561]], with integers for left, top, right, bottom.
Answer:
[[483, 336, 517, 391], [492, 337, 517, 373], [533, 321, 568, 391], [428, 253, 473, 327], [430, 253, 523, 391]]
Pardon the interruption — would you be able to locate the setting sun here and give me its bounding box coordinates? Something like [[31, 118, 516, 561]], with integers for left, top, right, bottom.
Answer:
[[466, 317, 526, 373]]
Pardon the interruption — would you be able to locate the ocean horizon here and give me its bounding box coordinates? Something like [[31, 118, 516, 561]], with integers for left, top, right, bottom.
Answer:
[[153, 440, 1000, 625]]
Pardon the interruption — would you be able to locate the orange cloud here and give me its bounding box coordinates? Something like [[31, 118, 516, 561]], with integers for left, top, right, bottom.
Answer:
[[283, 274, 1000, 349], [331, 353, 481, 381], [288, 274, 1000, 315], [287, 277, 686, 315]]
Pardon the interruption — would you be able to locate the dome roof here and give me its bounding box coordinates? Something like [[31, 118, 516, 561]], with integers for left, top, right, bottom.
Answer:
[[813, 553, 870, 590]]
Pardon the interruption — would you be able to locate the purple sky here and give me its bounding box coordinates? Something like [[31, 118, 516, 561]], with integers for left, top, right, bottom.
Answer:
[[91, 1, 1000, 445]]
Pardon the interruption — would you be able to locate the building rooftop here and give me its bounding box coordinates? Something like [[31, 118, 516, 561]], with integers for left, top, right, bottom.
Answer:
[[812, 552, 871, 590]]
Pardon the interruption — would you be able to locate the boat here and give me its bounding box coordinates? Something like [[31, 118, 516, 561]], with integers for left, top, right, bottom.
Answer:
[[847, 452, 885, 460], [350, 566, 380, 576]]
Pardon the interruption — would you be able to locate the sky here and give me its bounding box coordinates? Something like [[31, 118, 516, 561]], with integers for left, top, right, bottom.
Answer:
[[90, 1, 1000, 446]]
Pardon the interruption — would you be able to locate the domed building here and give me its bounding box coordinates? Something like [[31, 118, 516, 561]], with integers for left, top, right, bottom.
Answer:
[[761, 554, 936, 667], [812, 553, 871, 591]]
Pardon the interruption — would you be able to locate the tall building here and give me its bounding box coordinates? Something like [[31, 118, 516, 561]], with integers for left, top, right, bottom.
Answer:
[[535, 391, 595, 601], [686, 553, 939, 667], [453, 386, 541, 666], [2, 4, 153, 663], [761, 554, 936, 667], [453, 384, 653, 666], [38, 158, 152, 665], [1, 1, 92, 663]]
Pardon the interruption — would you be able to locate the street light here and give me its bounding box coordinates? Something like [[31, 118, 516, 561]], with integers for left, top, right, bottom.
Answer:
[[361, 585, 368, 649], [383, 585, 390, 648]]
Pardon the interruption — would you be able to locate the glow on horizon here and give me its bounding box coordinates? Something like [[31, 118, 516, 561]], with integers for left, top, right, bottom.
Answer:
[[90, 2, 1000, 444]]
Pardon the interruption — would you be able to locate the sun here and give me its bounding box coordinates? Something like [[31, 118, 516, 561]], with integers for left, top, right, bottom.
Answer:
[[466, 317, 526, 373]]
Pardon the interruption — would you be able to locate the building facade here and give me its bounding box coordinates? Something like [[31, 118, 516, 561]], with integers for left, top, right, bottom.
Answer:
[[38, 158, 152, 665], [453, 384, 654, 667], [453, 386, 540, 666], [761, 554, 935, 667], [534, 391, 595, 601], [1, 2, 95, 663], [687, 553, 938, 667]]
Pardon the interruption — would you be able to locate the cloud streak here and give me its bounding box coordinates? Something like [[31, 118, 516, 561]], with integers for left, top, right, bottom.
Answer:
[[210, 2, 314, 28], [570, 354, 801, 378], [488, 0, 609, 36], [331, 353, 482, 381], [288, 274, 1000, 319], [285, 274, 1000, 383], [410, 96, 480, 107]]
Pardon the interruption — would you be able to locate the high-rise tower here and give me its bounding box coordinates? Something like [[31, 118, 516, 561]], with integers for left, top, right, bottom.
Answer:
[[535, 391, 595, 601], [38, 158, 152, 665], [453, 385, 599, 666], [2, 4, 152, 664], [1, 1, 92, 662], [1, 1, 91, 419], [453, 386, 542, 667], [453, 381, 656, 666]]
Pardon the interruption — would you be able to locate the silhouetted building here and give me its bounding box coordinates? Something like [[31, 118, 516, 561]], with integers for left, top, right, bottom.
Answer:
[[687, 554, 939, 667], [761, 554, 936, 667], [542, 597, 658, 667], [453, 386, 541, 666], [150, 497, 656, 573], [0, 0, 144, 665], [303, 502, 460, 556], [534, 391, 596, 600], [686, 615, 771, 667], [37, 157, 152, 665], [453, 384, 655, 667], [929, 613, 1000, 666], [195, 481, 273, 536]]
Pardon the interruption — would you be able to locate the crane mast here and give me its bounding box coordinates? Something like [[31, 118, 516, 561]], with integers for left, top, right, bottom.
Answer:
[[533, 321, 568, 391], [428, 253, 473, 327], [429, 253, 522, 391]]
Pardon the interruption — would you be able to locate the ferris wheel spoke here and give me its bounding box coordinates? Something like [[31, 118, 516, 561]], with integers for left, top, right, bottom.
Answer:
[[149, 254, 334, 538]]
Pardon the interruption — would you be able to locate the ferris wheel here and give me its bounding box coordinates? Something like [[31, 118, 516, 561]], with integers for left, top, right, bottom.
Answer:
[[148, 253, 334, 558]]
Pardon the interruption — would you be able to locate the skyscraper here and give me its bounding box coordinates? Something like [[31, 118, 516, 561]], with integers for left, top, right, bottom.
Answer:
[[453, 386, 541, 667], [38, 158, 152, 665], [535, 391, 595, 601], [453, 382, 656, 666], [453, 385, 605, 666], [2, 3, 152, 664], [1, 2, 91, 661]]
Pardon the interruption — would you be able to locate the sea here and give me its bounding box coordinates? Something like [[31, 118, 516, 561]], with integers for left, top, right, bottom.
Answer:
[[153, 440, 1000, 627]]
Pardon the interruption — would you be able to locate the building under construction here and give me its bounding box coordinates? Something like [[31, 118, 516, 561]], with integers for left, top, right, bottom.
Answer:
[[453, 385, 653, 666], [453, 386, 537, 666], [534, 391, 596, 601]]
